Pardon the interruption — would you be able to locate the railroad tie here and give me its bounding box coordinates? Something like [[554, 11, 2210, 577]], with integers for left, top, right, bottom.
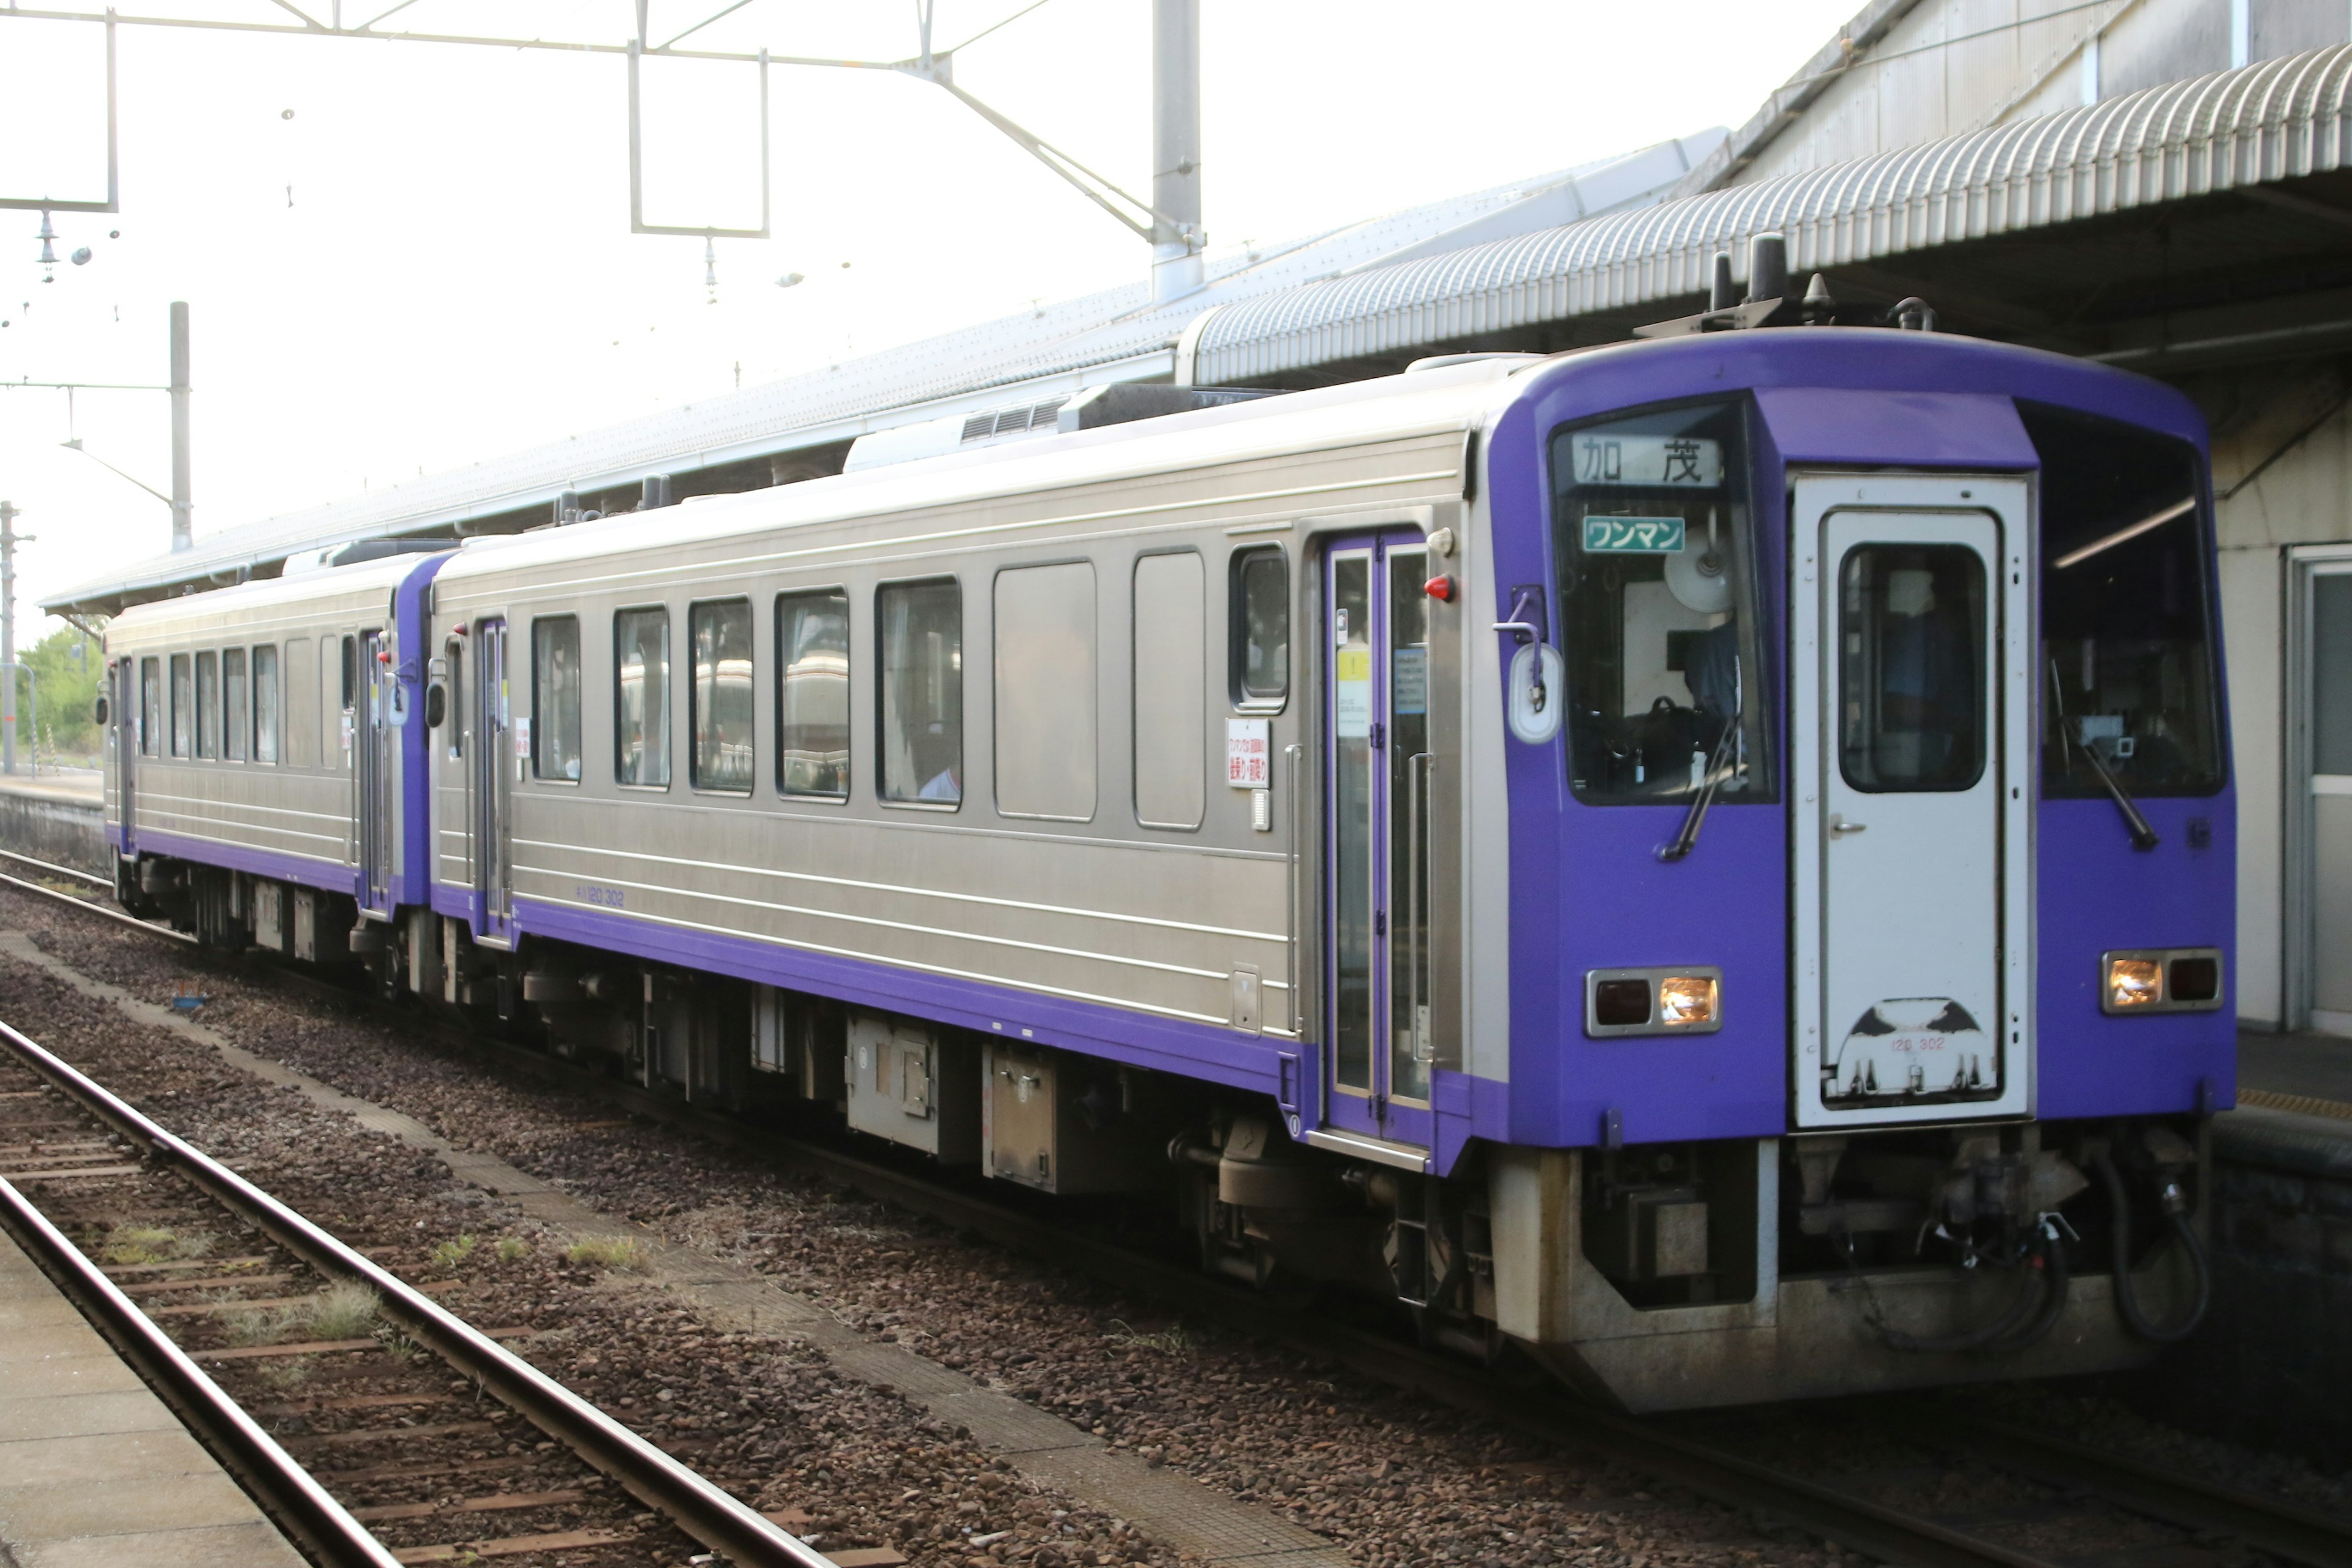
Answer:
[[0, 928, 1356, 1568]]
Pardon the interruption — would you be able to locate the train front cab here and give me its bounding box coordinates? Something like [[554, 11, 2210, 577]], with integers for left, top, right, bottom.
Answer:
[[1475, 334, 2231, 1410]]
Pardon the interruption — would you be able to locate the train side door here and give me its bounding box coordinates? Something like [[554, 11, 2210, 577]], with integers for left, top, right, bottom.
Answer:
[[1324, 530, 1435, 1151], [1793, 476, 2031, 1128], [473, 619, 515, 944], [358, 628, 394, 911]]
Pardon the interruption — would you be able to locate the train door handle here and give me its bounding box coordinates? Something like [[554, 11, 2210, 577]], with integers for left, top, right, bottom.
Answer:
[[1828, 815, 1868, 835]]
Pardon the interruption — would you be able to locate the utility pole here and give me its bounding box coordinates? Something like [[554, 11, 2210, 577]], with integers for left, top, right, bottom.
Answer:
[[0, 502, 29, 775], [1151, 0, 1204, 304], [170, 301, 192, 552]]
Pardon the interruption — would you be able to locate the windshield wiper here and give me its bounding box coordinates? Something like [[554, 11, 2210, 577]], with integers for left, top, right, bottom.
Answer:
[[2078, 741, 2160, 850], [1656, 714, 1741, 863], [2048, 658, 2158, 851]]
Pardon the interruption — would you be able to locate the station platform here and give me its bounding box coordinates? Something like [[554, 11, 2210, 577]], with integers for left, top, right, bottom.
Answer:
[[0, 1220, 307, 1567], [0, 771, 107, 883]]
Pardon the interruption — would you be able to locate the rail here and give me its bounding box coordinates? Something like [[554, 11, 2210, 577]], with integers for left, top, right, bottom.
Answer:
[[15, 878, 2352, 1568], [0, 1016, 831, 1568], [0, 1173, 401, 1568]]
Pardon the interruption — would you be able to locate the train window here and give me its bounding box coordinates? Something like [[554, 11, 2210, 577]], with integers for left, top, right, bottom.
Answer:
[[139, 657, 160, 757], [613, 606, 671, 788], [341, 635, 358, 714], [776, 589, 850, 799], [995, 562, 1096, 821], [170, 654, 192, 758], [532, 615, 584, 783], [286, 638, 316, 766], [224, 649, 249, 762], [1135, 551, 1206, 829], [1838, 545, 1987, 792], [1229, 548, 1289, 710], [878, 578, 962, 807], [2023, 402, 2223, 797], [252, 645, 281, 765], [443, 639, 464, 761], [195, 652, 220, 759], [325, 639, 346, 770], [1549, 399, 1774, 805], [690, 598, 755, 794]]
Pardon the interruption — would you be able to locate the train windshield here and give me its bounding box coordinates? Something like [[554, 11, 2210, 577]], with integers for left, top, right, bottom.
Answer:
[[2025, 402, 2224, 797], [1549, 399, 1774, 805]]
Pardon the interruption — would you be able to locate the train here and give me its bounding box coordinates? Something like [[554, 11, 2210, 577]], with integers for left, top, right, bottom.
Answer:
[[97, 255, 2231, 1411]]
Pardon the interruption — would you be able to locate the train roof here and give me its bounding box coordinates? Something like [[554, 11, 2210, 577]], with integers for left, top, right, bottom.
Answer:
[[426, 355, 1531, 589], [107, 550, 445, 644]]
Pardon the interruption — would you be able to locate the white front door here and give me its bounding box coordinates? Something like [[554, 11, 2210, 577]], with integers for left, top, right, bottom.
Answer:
[[1793, 476, 2032, 1128]]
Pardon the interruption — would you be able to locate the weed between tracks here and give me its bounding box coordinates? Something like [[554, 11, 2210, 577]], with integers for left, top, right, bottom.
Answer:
[[565, 1234, 651, 1272], [100, 1221, 210, 1264], [212, 1280, 381, 1345]]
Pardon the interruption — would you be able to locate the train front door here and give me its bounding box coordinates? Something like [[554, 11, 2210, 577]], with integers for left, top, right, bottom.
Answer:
[[473, 619, 514, 944], [358, 628, 395, 911], [111, 657, 138, 861], [1324, 530, 1435, 1150], [1793, 476, 2030, 1128]]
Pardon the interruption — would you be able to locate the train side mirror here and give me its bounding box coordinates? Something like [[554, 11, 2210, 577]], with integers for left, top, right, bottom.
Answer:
[[424, 682, 447, 730], [1506, 642, 1564, 744], [92, 695, 109, 725]]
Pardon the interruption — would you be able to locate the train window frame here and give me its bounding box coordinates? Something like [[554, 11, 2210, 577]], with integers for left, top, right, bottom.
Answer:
[[994, 559, 1099, 823], [688, 597, 756, 796], [612, 605, 673, 790], [775, 587, 851, 802], [533, 614, 584, 785], [223, 647, 249, 763], [1134, 548, 1207, 831], [139, 656, 161, 757], [322, 639, 344, 771], [170, 653, 192, 759], [876, 576, 963, 811], [285, 638, 316, 767], [1547, 396, 1778, 808], [2021, 400, 2225, 800], [1228, 546, 1289, 714], [195, 650, 220, 760], [252, 644, 281, 766], [443, 638, 465, 761]]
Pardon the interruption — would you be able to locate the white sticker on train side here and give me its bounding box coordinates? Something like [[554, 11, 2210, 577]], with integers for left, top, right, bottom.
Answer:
[[1227, 719, 1270, 788]]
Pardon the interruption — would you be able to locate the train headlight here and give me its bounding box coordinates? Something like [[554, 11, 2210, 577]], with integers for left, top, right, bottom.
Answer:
[[1658, 975, 1720, 1028], [2106, 958, 2163, 1009], [1585, 966, 1723, 1037], [2100, 949, 2223, 1014]]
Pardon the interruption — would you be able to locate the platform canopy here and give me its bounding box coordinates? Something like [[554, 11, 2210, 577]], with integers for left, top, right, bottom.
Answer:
[[42, 134, 1721, 617], [47, 42, 2352, 617]]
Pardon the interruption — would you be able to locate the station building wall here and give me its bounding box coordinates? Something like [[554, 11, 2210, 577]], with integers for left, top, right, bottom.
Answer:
[[2213, 371, 2352, 1033]]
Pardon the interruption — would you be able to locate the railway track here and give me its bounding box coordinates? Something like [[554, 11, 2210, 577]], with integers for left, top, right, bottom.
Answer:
[[9, 873, 2352, 1568], [0, 1011, 829, 1568]]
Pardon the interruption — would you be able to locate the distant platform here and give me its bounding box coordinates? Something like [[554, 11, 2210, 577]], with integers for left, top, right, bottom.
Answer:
[[0, 771, 101, 808], [0, 1221, 309, 1567]]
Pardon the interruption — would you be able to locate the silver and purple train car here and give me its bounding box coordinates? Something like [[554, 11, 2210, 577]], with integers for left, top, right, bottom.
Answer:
[[100, 313, 2231, 1410]]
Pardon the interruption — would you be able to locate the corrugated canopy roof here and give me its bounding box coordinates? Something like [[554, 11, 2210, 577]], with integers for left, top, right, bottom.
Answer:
[[1188, 45, 2352, 382]]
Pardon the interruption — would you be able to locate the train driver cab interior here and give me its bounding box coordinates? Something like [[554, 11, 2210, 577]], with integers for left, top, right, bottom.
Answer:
[[1550, 400, 1773, 809]]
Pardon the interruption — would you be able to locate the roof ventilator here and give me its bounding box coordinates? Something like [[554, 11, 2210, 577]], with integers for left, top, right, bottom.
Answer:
[[846, 384, 1283, 472]]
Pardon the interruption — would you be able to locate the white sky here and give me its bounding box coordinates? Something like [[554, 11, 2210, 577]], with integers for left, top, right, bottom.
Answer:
[[0, 0, 1861, 631]]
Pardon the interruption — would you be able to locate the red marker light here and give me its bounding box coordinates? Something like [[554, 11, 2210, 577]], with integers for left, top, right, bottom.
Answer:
[[1424, 575, 1456, 602]]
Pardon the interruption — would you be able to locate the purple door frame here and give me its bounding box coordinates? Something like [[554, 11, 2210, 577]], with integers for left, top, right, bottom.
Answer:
[[1322, 528, 1436, 1150]]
